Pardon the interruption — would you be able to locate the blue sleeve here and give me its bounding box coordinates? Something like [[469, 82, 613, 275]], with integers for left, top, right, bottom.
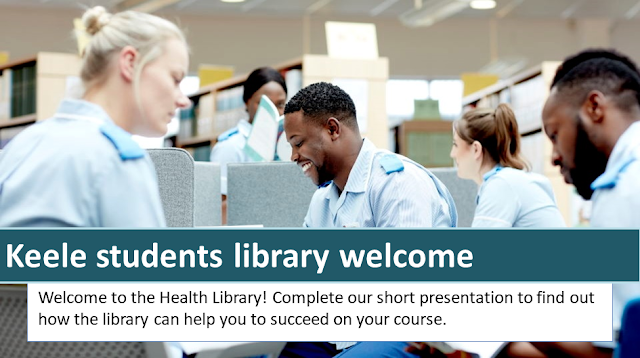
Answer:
[[472, 177, 518, 227], [95, 156, 166, 227]]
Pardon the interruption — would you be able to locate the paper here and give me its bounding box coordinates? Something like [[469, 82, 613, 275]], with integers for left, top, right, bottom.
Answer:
[[325, 21, 379, 60], [244, 95, 279, 162], [276, 117, 292, 162]]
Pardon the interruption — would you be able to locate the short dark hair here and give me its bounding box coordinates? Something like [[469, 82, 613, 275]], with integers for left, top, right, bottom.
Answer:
[[243, 67, 287, 104], [551, 49, 640, 113], [284, 82, 358, 129]]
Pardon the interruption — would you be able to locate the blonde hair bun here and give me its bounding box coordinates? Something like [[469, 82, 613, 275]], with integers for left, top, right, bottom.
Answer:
[[82, 6, 111, 36]]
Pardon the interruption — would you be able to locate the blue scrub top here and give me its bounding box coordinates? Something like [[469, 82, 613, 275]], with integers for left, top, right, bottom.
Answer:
[[473, 166, 565, 228], [304, 138, 457, 228], [0, 99, 166, 227], [590, 121, 640, 228]]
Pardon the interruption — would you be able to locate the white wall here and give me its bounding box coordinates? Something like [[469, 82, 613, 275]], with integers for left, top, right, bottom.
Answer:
[[2, 6, 640, 78]]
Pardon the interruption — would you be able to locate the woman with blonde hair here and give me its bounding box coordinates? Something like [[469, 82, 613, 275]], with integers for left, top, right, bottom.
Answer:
[[450, 103, 564, 227], [0, 6, 190, 226]]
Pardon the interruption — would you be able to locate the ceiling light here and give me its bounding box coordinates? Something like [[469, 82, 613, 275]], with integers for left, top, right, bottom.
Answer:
[[221, 0, 246, 3], [470, 0, 496, 10]]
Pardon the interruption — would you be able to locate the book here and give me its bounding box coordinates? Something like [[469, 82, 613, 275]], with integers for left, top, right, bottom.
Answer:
[[414, 342, 507, 358], [197, 93, 215, 137], [0, 69, 12, 121], [243, 95, 281, 162]]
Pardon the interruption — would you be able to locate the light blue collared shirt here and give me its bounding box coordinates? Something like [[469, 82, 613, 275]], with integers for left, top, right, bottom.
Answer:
[[587, 122, 640, 348], [210, 119, 253, 195], [0, 99, 166, 227], [473, 166, 565, 227], [304, 138, 457, 228], [590, 121, 640, 227]]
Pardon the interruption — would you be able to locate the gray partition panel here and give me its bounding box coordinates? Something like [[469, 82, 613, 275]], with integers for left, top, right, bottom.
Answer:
[[428, 167, 477, 227], [0, 286, 149, 358], [148, 148, 195, 228], [227, 162, 317, 227], [194, 162, 221, 227]]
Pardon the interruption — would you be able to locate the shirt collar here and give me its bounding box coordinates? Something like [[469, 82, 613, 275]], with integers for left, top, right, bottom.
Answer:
[[237, 119, 252, 137], [323, 138, 376, 201], [482, 164, 503, 182], [54, 99, 114, 125], [343, 138, 376, 194], [590, 122, 640, 190]]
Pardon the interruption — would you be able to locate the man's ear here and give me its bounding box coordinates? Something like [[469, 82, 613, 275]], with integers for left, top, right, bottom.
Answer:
[[582, 90, 606, 124], [119, 45, 138, 83], [326, 117, 341, 140]]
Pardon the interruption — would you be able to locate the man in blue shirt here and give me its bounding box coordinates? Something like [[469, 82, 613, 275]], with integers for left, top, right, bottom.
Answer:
[[283, 82, 457, 228], [530, 48, 640, 358]]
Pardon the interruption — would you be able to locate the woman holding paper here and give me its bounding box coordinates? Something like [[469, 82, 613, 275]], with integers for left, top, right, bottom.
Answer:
[[450, 104, 565, 227], [209, 67, 288, 224], [0, 6, 190, 226]]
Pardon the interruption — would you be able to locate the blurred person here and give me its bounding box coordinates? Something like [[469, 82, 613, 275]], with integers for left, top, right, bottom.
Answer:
[[0, 6, 190, 226]]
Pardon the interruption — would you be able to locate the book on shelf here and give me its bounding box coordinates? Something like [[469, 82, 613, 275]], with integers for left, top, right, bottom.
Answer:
[[8, 63, 36, 118], [178, 104, 195, 141], [197, 93, 215, 138], [214, 86, 244, 134], [10, 66, 20, 118], [0, 69, 12, 121]]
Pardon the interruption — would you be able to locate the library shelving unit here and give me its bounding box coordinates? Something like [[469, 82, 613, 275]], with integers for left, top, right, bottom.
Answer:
[[0, 52, 82, 148], [175, 54, 389, 161], [461, 61, 580, 225]]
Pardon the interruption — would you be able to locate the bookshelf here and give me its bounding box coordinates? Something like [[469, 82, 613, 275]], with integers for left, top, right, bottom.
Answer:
[[461, 61, 579, 226], [176, 55, 389, 161], [0, 52, 82, 148]]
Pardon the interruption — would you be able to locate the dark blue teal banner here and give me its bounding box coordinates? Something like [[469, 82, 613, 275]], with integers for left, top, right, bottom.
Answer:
[[0, 229, 637, 282]]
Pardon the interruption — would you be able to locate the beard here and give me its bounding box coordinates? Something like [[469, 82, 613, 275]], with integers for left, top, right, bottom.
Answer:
[[314, 165, 334, 187], [570, 119, 609, 200]]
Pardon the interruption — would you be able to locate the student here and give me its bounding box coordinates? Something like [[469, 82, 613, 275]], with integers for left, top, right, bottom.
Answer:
[[508, 48, 640, 358], [543, 49, 640, 227], [451, 104, 565, 227], [0, 6, 190, 226], [209, 67, 287, 224], [284, 81, 457, 228]]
